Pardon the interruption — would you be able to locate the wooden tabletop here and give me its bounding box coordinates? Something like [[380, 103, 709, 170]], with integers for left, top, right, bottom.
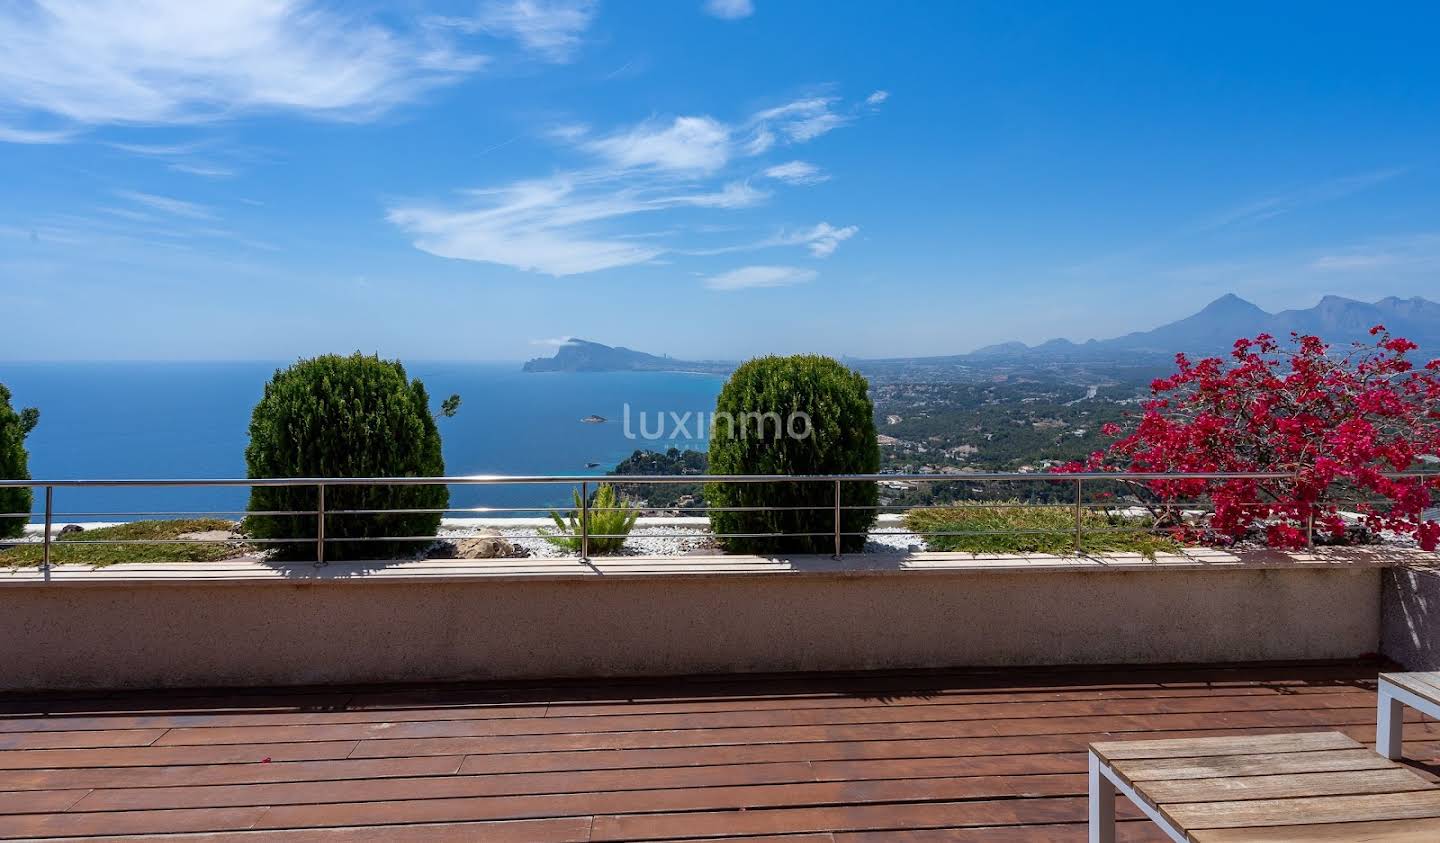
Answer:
[[1383, 671, 1440, 705], [1091, 731, 1440, 841]]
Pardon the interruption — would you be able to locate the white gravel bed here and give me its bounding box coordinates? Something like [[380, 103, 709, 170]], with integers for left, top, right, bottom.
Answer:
[[438, 523, 717, 558], [436, 516, 925, 558]]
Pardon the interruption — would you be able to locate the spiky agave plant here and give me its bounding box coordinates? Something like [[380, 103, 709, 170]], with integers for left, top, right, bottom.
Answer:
[[544, 483, 639, 555]]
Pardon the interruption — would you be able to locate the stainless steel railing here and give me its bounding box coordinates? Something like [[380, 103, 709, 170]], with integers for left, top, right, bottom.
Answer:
[[1, 471, 1436, 569]]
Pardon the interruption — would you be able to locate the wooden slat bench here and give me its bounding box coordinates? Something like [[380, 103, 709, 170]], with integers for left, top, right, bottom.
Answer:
[[1088, 731, 1440, 842], [1379, 671, 1440, 760]]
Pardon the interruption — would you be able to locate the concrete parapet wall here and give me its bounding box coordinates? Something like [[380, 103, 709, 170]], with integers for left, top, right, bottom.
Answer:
[[0, 553, 1387, 691]]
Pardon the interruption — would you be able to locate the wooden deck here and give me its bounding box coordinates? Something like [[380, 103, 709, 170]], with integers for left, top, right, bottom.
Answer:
[[1, 661, 1437, 841]]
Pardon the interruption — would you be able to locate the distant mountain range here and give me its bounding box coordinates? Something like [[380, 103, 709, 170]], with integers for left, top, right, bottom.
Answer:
[[522, 339, 732, 373], [967, 294, 1440, 361], [525, 295, 1440, 373]]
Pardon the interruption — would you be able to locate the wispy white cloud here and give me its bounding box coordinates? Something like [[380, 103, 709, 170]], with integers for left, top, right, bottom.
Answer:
[[684, 220, 858, 258], [586, 116, 732, 173], [762, 160, 828, 185], [107, 141, 206, 157], [1067, 167, 1410, 276], [388, 176, 665, 276], [0, 0, 488, 138], [390, 91, 881, 276], [1195, 168, 1406, 233], [530, 335, 577, 346], [705, 265, 816, 291], [865, 90, 890, 105], [106, 138, 243, 178], [704, 0, 755, 20], [0, 125, 78, 144], [114, 189, 215, 220], [168, 162, 237, 179], [1309, 233, 1440, 272], [671, 181, 769, 209], [434, 0, 596, 63], [1310, 254, 1399, 271], [780, 222, 857, 257], [97, 206, 160, 224], [749, 97, 850, 143]]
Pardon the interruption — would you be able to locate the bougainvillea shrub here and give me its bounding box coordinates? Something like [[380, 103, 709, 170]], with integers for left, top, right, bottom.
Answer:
[[1057, 328, 1440, 550]]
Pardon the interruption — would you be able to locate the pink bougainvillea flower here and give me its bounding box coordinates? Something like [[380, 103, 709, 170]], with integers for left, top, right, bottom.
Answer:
[[1055, 327, 1440, 550]]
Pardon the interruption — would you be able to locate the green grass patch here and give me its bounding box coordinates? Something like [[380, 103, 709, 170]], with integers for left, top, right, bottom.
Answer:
[[903, 501, 1180, 557], [0, 519, 249, 567]]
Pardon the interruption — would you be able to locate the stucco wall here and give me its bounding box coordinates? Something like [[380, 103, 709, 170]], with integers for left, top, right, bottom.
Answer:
[[1382, 565, 1440, 670], [0, 566, 1382, 691]]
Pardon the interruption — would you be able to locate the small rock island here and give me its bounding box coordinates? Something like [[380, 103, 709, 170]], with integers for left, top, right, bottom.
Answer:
[[523, 339, 732, 374]]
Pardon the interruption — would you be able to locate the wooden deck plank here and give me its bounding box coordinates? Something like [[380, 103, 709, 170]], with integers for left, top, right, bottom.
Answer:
[[0, 740, 362, 771], [1161, 791, 1440, 830], [0, 790, 92, 815], [0, 728, 168, 751], [1139, 767, 1434, 802], [0, 755, 467, 793], [834, 822, 1172, 841], [0, 806, 270, 839], [1093, 730, 1359, 761], [1192, 817, 1440, 842], [140, 817, 595, 842], [587, 796, 1113, 840], [246, 775, 1085, 831], [119, 690, 1386, 746], [67, 760, 823, 812], [1116, 747, 1398, 782], [3, 719, 1435, 779]]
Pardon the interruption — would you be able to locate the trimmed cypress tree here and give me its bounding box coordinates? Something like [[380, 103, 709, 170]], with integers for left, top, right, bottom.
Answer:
[[244, 354, 448, 561], [0, 384, 39, 540], [706, 355, 880, 554]]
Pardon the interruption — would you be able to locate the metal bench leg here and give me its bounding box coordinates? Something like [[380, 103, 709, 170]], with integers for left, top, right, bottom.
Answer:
[[1378, 683, 1404, 760], [1089, 752, 1116, 843]]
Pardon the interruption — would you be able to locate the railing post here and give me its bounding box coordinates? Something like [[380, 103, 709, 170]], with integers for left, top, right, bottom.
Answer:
[[580, 480, 590, 562], [1074, 477, 1084, 555], [41, 485, 53, 573], [315, 483, 326, 567], [833, 478, 842, 560]]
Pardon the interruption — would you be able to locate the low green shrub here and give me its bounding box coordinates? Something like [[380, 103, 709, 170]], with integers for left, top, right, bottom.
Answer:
[[0, 383, 39, 541], [545, 483, 639, 555], [903, 501, 1179, 557], [706, 355, 880, 554], [244, 353, 449, 561]]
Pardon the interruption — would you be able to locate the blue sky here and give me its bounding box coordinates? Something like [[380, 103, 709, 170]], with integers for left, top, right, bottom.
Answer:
[[1, 1, 1438, 361]]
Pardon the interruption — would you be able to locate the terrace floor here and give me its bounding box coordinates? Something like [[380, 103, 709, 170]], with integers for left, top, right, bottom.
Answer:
[[1, 661, 1438, 841]]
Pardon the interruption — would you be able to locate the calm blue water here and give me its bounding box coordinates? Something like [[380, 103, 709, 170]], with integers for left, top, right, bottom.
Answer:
[[0, 362, 723, 520]]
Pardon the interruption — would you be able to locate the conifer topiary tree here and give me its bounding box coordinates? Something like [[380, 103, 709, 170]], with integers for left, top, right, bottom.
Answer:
[[706, 355, 880, 554], [0, 384, 39, 541], [244, 353, 449, 560]]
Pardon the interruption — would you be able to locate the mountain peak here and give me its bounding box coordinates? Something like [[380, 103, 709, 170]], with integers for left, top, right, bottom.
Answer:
[[1199, 293, 1267, 316]]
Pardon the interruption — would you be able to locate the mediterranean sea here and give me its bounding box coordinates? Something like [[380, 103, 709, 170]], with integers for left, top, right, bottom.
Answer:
[[0, 362, 723, 520]]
